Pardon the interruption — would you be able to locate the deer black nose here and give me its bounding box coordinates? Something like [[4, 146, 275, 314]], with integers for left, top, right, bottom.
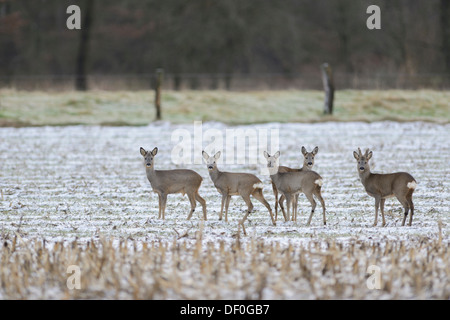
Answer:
[[308, 162, 312, 166], [359, 167, 364, 170], [146, 163, 151, 167], [208, 166, 213, 170]]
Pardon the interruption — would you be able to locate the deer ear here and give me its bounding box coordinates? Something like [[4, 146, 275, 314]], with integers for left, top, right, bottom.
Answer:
[[274, 151, 280, 159], [140, 147, 147, 157], [214, 151, 221, 160], [367, 151, 373, 160], [313, 146, 319, 155], [151, 147, 158, 156], [263, 151, 270, 159], [301, 146, 307, 155], [202, 151, 209, 160], [353, 151, 360, 160]]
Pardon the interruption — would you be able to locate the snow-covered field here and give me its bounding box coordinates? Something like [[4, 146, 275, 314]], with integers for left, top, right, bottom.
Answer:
[[0, 121, 449, 299]]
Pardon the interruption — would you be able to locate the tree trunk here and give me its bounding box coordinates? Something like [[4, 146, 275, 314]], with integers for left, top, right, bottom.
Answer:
[[441, 0, 450, 73], [0, 2, 16, 86], [224, 74, 232, 91], [320, 63, 334, 115], [154, 68, 163, 120], [75, 0, 95, 91], [173, 74, 182, 91]]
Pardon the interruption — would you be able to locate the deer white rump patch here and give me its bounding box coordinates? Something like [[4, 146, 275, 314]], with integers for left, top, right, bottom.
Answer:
[[315, 179, 323, 187], [407, 181, 417, 189], [253, 183, 265, 189]]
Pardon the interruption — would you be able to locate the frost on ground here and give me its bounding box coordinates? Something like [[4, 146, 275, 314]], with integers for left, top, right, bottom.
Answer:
[[0, 121, 449, 299]]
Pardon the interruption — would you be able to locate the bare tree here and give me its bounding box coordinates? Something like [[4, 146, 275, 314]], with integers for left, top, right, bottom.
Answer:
[[441, 0, 450, 73], [75, 0, 95, 91]]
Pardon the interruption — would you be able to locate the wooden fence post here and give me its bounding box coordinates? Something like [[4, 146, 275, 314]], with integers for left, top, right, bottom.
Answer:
[[154, 68, 163, 120], [321, 63, 334, 115]]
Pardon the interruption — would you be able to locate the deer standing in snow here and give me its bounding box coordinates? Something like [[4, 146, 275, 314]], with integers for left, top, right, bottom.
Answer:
[[274, 146, 318, 221], [353, 148, 417, 226], [140, 147, 207, 221], [264, 151, 326, 225], [202, 151, 275, 232]]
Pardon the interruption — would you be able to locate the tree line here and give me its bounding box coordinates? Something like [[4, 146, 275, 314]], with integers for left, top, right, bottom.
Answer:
[[0, 0, 449, 90]]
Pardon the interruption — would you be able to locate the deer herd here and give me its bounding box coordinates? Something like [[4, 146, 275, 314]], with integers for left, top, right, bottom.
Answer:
[[140, 145, 417, 233]]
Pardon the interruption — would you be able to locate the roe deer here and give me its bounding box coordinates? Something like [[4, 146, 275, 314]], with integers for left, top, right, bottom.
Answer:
[[202, 151, 276, 230], [264, 151, 326, 226], [140, 147, 207, 221], [353, 148, 417, 226], [274, 146, 318, 221]]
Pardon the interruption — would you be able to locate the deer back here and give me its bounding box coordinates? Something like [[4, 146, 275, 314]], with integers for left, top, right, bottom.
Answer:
[[273, 170, 322, 194], [211, 170, 262, 195], [278, 165, 302, 173], [362, 171, 416, 198], [148, 169, 203, 194]]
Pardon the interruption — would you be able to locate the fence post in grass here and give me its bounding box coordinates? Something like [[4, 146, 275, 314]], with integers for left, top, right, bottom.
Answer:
[[154, 68, 163, 120], [321, 63, 334, 115]]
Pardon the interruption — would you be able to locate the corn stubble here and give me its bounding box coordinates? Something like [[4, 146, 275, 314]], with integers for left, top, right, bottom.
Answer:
[[0, 232, 448, 299]]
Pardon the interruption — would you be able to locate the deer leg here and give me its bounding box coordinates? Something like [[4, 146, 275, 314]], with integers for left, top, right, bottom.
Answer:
[[287, 195, 295, 222], [252, 188, 276, 226], [407, 194, 414, 226], [241, 193, 254, 214], [380, 198, 386, 227], [305, 192, 317, 226], [294, 193, 299, 222], [314, 188, 326, 225], [279, 194, 288, 221], [401, 205, 410, 227], [195, 192, 207, 221], [285, 194, 292, 223], [187, 192, 197, 220], [160, 193, 168, 220], [157, 193, 162, 220], [291, 196, 296, 222], [219, 193, 226, 221], [238, 192, 254, 235], [373, 196, 380, 226], [398, 196, 410, 226], [399, 192, 414, 227], [272, 181, 278, 221], [239, 210, 251, 236], [225, 195, 231, 222]]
